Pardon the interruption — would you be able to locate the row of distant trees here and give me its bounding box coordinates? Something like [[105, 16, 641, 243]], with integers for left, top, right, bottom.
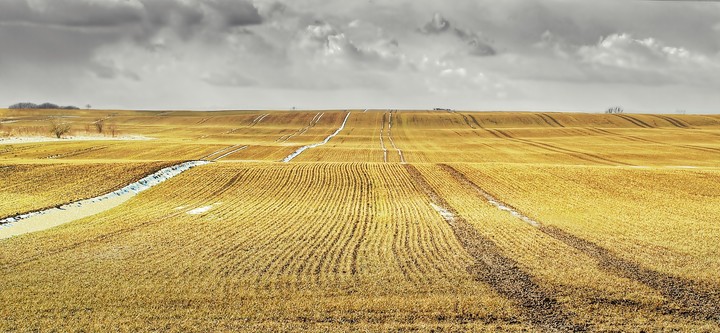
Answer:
[[605, 106, 624, 114], [605, 106, 686, 114], [9, 102, 89, 110]]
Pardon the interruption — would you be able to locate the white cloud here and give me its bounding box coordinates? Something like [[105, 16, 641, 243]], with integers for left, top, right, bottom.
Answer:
[[1, 0, 720, 112], [578, 33, 712, 69]]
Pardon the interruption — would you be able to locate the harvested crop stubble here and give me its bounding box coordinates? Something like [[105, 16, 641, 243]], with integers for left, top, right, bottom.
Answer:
[[0, 163, 530, 331], [441, 164, 720, 323]]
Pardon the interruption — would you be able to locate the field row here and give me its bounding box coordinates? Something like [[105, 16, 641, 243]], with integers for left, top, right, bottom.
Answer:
[[2, 163, 718, 331], [3, 110, 720, 165]]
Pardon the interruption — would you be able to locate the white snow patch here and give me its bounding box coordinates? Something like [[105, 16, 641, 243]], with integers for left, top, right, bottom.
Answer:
[[0, 135, 153, 145], [0, 160, 209, 233], [187, 206, 213, 215], [282, 112, 351, 162], [386, 112, 406, 163], [483, 194, 540, 227], [459, 178, 542, 228], [430, 203, 455, 225]]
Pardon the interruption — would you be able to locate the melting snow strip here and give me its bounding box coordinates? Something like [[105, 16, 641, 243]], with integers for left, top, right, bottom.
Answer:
[[379, 112, 388, 162], [430, 203, 455, 226], [469, 186, 541, 227], [0, 161, 210, 234], [282, 112, 351, 163], [441, 165, 540, 227], [278, 112, 324, 143], [386, 112, 406, 163], [187, 206, 213, 215], [201, 145, 237, 160], [250, 113, 269, 126]]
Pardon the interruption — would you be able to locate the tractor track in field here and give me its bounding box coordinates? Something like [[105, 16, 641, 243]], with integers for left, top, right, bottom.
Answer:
[[211, 145, 248, 161], [387, 111, 406, 163], [196, 117, 212, 125], [615, 114, 655, 129], [44, 146, 109, 159], [537, 114, 565, 128], [281, 112, 351, 162], [487, 128, 629, 166], [404, 164, 581, 332], [649, 115, 691, 129], [277, 112, 324, 143], [250, 113, 269, 127], [199, 144, 248, 161], [440, 164, 720, 322], [458, 113, 476, 129], [379, 112, 389, 162], [226, 113, 270, 134], [468, 114, 482, 127], [587, 128, 720, 155], [466, 115, 506, 139], [210, 173, 243, 198]]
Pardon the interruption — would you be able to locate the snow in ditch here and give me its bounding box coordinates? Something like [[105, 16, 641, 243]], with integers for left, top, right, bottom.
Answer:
[[282, 112, 351, 162], [0, 160, 209, 229], [0, 135, 153, 145]]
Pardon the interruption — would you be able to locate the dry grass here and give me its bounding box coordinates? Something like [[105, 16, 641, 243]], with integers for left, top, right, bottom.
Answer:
[[1, 109, 719, 331]]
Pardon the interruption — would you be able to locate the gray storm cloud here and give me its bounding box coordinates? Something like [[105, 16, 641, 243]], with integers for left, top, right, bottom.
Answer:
[[0, 0, 719, 112]]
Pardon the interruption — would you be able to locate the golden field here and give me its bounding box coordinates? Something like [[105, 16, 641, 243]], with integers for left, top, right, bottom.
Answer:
[[1, 108, 719, 332]]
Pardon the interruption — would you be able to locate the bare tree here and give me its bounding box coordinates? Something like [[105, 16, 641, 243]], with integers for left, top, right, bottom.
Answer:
[[108, 123, 118, 138], [49, 119, 71, 138], [94, 119, 104, 133], [86, 104, 92, 110], [605, 106, 624, 114]]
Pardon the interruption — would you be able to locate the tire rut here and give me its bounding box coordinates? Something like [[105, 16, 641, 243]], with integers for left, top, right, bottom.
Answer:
[[441, 164, 720, 323], [650, 115, 689, 129], [210, 173, 243, 198], [491, 129, 629, 166], [536, 114, 565, 128], [404, 164, 581, 332], [616, 114, 655, 129]]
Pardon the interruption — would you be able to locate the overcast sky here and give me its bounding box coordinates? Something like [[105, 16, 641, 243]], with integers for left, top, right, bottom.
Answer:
[[1, 0, 719, 113]]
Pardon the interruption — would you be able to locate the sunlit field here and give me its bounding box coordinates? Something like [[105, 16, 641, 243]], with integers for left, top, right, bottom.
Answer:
[[1, 108, 719, 332]]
